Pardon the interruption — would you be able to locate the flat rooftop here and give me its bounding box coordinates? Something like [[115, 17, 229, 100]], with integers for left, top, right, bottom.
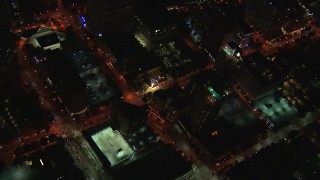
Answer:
[[81, 67, 115, 105], [256, 94, 297, 126], [44, 51, 88, 113], [70, 50, 98, 73], [91, 127, 134, 167], [36, 33, 60, 47], [107, 31, 146, 60], [243, 52, 284, 86], [218, 94, 248, 120], [112, 144, 192, 180]]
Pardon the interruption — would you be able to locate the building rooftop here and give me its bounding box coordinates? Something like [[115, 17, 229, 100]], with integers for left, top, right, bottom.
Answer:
[[111, 143, 192, 180], [194, 93, 265, 156], [122, 52, 161, 76], [70, 50, 98, 73], [217, 94, 248, 120], [107, 31, 146, 60], [36, 33, 61, 48], [91, 127, 134, 167], [256, 93, 297, 127], [80, 68, 116, 105], [136, 0, 174, 31], [154, 37, 208, 77], [21, 27, 54, 39], [244, 52, 285, 85], [127, 127, 158, 152], [237, 68, 265, 100], [67, 50, 116, 105], [44, 51, 88, 114], [21, 27, 40, 39]]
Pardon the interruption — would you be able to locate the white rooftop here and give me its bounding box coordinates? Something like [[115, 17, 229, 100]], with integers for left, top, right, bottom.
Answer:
[[91, 127, 134, 167]]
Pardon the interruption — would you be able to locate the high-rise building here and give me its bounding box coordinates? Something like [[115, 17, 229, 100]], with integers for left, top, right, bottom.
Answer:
[[188, 83, 224, 132], [113, 102, 148, 136]]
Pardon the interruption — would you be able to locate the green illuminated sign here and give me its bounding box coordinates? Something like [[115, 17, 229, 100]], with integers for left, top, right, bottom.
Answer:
[[208, 87, 222, 100]]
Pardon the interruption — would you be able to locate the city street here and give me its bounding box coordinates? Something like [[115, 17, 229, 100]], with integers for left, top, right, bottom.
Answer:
[[213, 111, 320, 174], [147, 107, 216, 179], [2, 1, 320, 179], [65, 133, 110, 180], [1, 10, 112, 164], [259, 24, 320, 56]]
